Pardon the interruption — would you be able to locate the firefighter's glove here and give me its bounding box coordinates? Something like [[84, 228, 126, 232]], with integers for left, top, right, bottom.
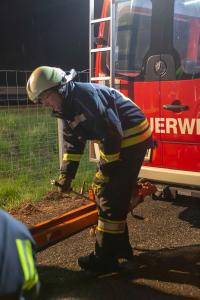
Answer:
[[55, 175, 72, 193], [92, 171, 109, 195], [93, 171, 109, 185]]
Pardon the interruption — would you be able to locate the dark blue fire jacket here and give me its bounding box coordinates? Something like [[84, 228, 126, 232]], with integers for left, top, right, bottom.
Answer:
[[0, 209, 39, 298], [52, 82, 152, 178]]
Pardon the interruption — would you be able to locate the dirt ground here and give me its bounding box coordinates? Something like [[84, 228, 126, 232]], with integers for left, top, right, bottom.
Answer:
[[11, 191, 90, 226], [11, 193, 200, 300]]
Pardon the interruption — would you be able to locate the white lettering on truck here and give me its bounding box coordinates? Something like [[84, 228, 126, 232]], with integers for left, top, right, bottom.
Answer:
[[197, 118, 200, 135], [150, 118, 200, 135]]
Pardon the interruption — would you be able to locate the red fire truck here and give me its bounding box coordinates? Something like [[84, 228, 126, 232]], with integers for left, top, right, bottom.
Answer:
[[89, 0, 200, 199]]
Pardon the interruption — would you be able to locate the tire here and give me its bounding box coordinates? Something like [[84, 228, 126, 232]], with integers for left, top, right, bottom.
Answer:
[[163, 186, 174, 201]]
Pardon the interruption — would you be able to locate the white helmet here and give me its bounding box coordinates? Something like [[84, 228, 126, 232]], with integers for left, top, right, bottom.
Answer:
[[26, 66, 77, 103]]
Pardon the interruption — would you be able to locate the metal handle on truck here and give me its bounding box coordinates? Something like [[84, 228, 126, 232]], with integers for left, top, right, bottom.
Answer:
[[163, 104, 189, 112]]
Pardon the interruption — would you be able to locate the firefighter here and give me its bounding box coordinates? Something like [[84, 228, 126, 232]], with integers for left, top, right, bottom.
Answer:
[[26, 66, 153, 273], [0, 209, 40, 299]]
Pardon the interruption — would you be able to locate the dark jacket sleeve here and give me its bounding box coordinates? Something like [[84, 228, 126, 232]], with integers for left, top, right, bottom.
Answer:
[[94, 88, 123, 175], [74, 84, 123, 176], [60, 120, 86, 179]]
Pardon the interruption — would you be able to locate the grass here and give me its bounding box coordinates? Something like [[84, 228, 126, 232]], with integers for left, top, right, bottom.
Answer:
[[0, 106, 95, 210]]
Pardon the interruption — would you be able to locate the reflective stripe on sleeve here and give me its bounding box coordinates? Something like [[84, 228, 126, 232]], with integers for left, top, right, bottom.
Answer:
[[123, 119, 149, 138], [99, 151, 120, 163], [16, 239, 39, 291], [63, 153, 82, 161], [96, 217, 126, 234], [121, 125, 152, 148]]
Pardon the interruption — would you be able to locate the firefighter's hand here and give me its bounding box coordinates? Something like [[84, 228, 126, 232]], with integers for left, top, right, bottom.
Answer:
[[93, 171, 109, 185], [53, 175, 72, 193], [92, 171, 109, 196]]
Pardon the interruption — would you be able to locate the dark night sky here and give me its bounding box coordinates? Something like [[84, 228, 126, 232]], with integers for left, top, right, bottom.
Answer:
[[0, 0, 89, 71]]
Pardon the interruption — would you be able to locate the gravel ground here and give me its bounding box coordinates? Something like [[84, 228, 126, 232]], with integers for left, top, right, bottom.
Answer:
[[27, 195, 200, 300]]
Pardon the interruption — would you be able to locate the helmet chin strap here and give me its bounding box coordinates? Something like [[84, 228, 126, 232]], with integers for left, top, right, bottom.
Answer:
[[57, 83, 68, 97], [58, 69, 76, 97], [63, 69, 77, 84]]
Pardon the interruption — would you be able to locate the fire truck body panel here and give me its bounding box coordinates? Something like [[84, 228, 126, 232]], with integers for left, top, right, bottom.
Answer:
[[118, 78, 200, 172], [90, 0, 200, 189]]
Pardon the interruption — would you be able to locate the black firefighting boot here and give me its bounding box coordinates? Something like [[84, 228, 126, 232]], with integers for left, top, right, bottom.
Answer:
[[89, 227, 133, 260], [116, 225, 134, 260], [78, 252, 120, 274], [117, 244, 133, 260]]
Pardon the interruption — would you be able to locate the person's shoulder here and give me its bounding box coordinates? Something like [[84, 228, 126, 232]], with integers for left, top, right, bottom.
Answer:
[[74, 82, 93, 90], [0, 209, 30, 236], [0, 209, 11, 221], [74, 82, 97, 97], [0, 209, 21, 233]]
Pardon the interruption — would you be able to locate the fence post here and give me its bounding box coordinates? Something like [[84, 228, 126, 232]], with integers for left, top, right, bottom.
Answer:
[[57, 119, 64, 169]]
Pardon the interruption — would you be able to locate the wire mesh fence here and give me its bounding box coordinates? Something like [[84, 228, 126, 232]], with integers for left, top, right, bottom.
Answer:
[[0, 69, 96, 208]]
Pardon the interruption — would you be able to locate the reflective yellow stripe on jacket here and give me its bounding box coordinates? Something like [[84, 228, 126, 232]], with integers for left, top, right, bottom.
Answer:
[[63, 153, 82, 162], [16, 239, 39, 290], [99, 119, 151, 161], [97, 217, 126, 234], [99, 151, 120, 163], [122, 119, 152, 148], [123, 119, 148, 137]]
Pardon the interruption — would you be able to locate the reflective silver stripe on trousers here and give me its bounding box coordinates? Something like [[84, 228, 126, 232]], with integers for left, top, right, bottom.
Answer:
[[97, 218, 126, 234]]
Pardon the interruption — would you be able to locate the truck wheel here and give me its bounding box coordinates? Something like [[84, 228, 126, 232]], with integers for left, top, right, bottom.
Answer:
[[163, 186, 174, 201]]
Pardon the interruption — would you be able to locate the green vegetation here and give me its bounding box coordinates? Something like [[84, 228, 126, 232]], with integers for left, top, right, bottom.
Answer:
[[0, 107, 95, 210]]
